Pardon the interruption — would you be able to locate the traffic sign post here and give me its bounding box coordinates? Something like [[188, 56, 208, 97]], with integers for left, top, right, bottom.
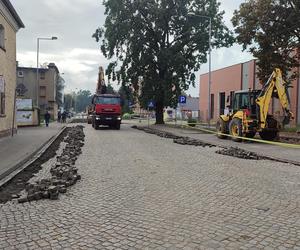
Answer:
[[147, 100, 155, 127], [148, 100, 155, 109], [178, 95, 187, 104], [178, 96, 186, 129]]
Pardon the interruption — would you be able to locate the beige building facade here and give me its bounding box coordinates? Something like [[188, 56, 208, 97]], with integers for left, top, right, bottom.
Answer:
[[0, 0, 24, 137]]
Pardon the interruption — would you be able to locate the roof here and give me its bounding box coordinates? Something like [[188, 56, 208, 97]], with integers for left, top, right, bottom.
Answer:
[[200, 59, 256, 77], [2, 0, 25, 28], [18, 63, 59, 73]]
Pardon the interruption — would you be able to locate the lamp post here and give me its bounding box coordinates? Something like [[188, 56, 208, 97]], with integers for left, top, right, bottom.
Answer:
[[36, 36, 58, 109], [188, 13, 212, 125]]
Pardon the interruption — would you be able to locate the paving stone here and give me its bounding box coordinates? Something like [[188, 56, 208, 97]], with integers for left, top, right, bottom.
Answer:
[[1, 124, 300, 249]]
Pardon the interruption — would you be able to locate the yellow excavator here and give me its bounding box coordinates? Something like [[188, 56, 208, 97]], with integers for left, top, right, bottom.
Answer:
[[216, 68, 293, 142]]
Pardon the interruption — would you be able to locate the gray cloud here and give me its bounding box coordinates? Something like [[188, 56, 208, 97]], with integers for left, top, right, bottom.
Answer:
[[11, 0, 253, 96]]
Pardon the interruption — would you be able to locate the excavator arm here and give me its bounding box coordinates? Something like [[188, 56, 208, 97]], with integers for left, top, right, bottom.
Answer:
[[256, 68, 293, 129]]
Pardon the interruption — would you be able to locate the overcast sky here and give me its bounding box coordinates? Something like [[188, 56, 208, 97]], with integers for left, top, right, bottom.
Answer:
[[11, 0, 253, 96]]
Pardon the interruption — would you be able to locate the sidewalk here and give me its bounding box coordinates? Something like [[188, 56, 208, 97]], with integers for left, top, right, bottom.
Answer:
[[0, 122, 65, 181]]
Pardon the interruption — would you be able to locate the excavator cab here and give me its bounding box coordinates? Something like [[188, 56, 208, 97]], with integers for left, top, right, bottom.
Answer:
[[232, 90, 260, 118]]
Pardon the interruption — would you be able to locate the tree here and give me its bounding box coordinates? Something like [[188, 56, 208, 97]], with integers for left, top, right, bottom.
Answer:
[[75, 90, 93, 112], [56, 74, 65, 108], [106, 83, 116, 94], [118, 85, 134, 114], [64, 90, 93, 112], [232, 0, 300, 82], [64, 93, 74, 111], [93, 0, 233, 124]]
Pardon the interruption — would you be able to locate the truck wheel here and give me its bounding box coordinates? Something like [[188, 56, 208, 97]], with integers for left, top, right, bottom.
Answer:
[[229, 118, 243, 142], [93, 121, 99, 130], [216, 118, 228, 139], [115, 122, 120, 130], [259, 130, 278, 141]]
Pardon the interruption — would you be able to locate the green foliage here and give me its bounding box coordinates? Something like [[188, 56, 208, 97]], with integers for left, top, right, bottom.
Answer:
[[188, 118, 197, 127], [283, 126, 300, 132], [118, 85, 134, 114], [64, 90, 92, 112], [106, 83, 116, 94], [56, 75, 65, 108], [75, 90, 92, 112], [232, 0, 300, 82], [93, 0, 233, 124], [64, 93, 73, 111], [122, 113, 132, 120]]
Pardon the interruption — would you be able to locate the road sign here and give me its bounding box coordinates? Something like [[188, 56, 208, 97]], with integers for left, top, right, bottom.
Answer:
[[148, 100, 155, 108], [179, 95, 187, 104]]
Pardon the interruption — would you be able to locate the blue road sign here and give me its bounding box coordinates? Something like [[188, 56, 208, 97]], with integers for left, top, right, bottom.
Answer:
[[148, 100, 155, 108], [179, 95, 187, 104]]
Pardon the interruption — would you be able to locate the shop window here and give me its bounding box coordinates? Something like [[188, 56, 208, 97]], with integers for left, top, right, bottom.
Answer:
[[0, 75, 5, 115], [0, 25, 5, 49]]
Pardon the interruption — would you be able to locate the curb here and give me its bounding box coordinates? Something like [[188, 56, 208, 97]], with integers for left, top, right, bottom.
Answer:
[[0, 126, 67, 189]]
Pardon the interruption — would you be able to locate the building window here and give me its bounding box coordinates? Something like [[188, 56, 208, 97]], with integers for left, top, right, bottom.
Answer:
[[0, 25, 5, 50], [17, 71, 24, 77], [0, 75, 5, 115], [40, 71, 45, 79], [40, 86, 46, 97]]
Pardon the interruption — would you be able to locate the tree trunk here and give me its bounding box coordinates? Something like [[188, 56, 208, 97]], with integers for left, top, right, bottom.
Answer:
[[155, 102, 164, 124]]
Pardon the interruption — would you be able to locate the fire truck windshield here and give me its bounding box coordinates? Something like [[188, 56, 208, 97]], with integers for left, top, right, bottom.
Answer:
[[94, 96, 120, 105]]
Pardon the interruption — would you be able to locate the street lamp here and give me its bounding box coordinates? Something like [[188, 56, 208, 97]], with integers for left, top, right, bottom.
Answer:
[[36, 36, 58, 108], [188, 13, 212, 125]]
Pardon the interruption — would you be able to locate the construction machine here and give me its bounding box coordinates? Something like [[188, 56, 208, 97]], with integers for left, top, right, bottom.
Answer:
[[216, 68, 293, 142]]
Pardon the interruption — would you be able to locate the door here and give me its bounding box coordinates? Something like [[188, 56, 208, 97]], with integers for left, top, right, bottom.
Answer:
[[210, 94, 214, 119]]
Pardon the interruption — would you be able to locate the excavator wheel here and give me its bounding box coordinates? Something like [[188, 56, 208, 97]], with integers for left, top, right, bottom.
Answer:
[[216, 119, 228, 139], [259, 130, 278, 141], [229, 118, 243, 142], [245, 131, 256, 138]]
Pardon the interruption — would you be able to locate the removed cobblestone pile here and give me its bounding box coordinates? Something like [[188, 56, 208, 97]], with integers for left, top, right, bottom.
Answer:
[[132, 126, 215, 147], [17, 126, 85, 203], [216, 147, 264, 160], [0, 128, 69, 203], [174, 137, 215, 147], [132, 126, 266, 160]]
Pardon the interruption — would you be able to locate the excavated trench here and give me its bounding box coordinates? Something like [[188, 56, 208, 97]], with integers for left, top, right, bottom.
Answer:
[[0, 125, 85, 204]]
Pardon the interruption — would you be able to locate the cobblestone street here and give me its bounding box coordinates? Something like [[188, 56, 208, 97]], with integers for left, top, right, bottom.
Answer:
[[1, 124, 300, 249]]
